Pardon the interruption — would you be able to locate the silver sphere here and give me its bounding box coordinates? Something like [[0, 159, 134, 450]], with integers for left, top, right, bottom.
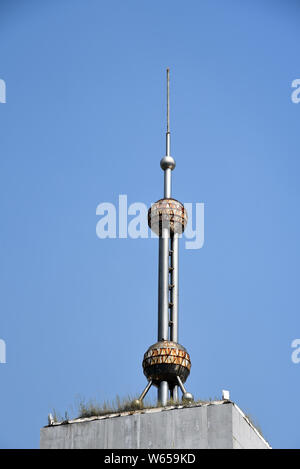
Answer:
[[160, 155, 176, 171], [182, 392, 194, 403]]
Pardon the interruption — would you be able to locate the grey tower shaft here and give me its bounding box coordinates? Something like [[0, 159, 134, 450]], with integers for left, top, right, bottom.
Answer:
[[140, 69, 193, 408], [157, 69, 179, 405]]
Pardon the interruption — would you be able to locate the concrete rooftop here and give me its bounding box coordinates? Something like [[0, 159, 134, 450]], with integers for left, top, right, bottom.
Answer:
[[41, 400, 271, 449]]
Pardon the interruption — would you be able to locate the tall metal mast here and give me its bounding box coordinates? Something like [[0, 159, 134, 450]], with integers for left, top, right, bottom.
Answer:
[[135, 69, 193, 408], [157, 68, 179, 404]]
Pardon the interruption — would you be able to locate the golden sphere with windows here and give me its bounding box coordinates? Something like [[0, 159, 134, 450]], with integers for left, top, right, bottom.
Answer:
[[148, 198, 187, 236]]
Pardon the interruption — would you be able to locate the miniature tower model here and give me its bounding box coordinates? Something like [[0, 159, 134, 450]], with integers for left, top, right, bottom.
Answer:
[[40, 70, 271, 450], [135, 69, 194, 407]]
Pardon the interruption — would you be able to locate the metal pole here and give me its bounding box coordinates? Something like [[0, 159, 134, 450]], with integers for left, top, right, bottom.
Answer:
[[170, 234, 179, 343], [172, 386, 179, 403], [167, 68, 170, 134], [158, 380, 169, 406], [158, 227, 170, 341], [166, 131, 171, 155], [170, 234, 179, 401], [158, 228, 169, 404], [177, 376, 194, 402], [164, 168, 171, 198], [177, 376, 187, 395], [157, 68, 172, 407], [165, 72, 171, 199], [164, 70, 171, 200], [158, 67, 172, 344], [138, 380, 152, 402]]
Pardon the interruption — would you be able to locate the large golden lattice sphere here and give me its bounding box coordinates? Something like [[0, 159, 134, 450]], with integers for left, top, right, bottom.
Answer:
[[142, 341, 191, 387]]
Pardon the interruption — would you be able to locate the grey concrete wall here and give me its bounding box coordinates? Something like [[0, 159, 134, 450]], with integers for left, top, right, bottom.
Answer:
[[231, 405, 268, 449], [40, 402, 270, 449]]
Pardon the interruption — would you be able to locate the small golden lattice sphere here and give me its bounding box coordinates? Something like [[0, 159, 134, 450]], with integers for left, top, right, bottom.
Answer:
[[148, 198, 187, 236]]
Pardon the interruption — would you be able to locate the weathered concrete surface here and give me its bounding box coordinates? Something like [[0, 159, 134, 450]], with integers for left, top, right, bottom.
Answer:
[[40, 401, 271, 449]]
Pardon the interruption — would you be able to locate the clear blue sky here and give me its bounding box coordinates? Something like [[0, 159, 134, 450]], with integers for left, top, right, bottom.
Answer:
[[0, 0, 299, 449]]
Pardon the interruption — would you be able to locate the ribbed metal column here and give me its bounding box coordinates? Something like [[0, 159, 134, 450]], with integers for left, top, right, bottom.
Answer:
[[158, 228, 170, 342], [158, 380, 169, 406], [170, 234, 179, 343], [170, 233, 179, 402]]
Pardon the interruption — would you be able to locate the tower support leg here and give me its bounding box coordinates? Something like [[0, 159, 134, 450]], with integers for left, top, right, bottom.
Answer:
[[138, 380, 152, 402], [177, 376, 194, 403], [133, 380, 152, 409]]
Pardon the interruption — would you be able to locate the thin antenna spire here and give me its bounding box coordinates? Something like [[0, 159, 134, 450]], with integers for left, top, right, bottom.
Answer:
[[166, 68, 171, 158], [167, 68, 170, 133]]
